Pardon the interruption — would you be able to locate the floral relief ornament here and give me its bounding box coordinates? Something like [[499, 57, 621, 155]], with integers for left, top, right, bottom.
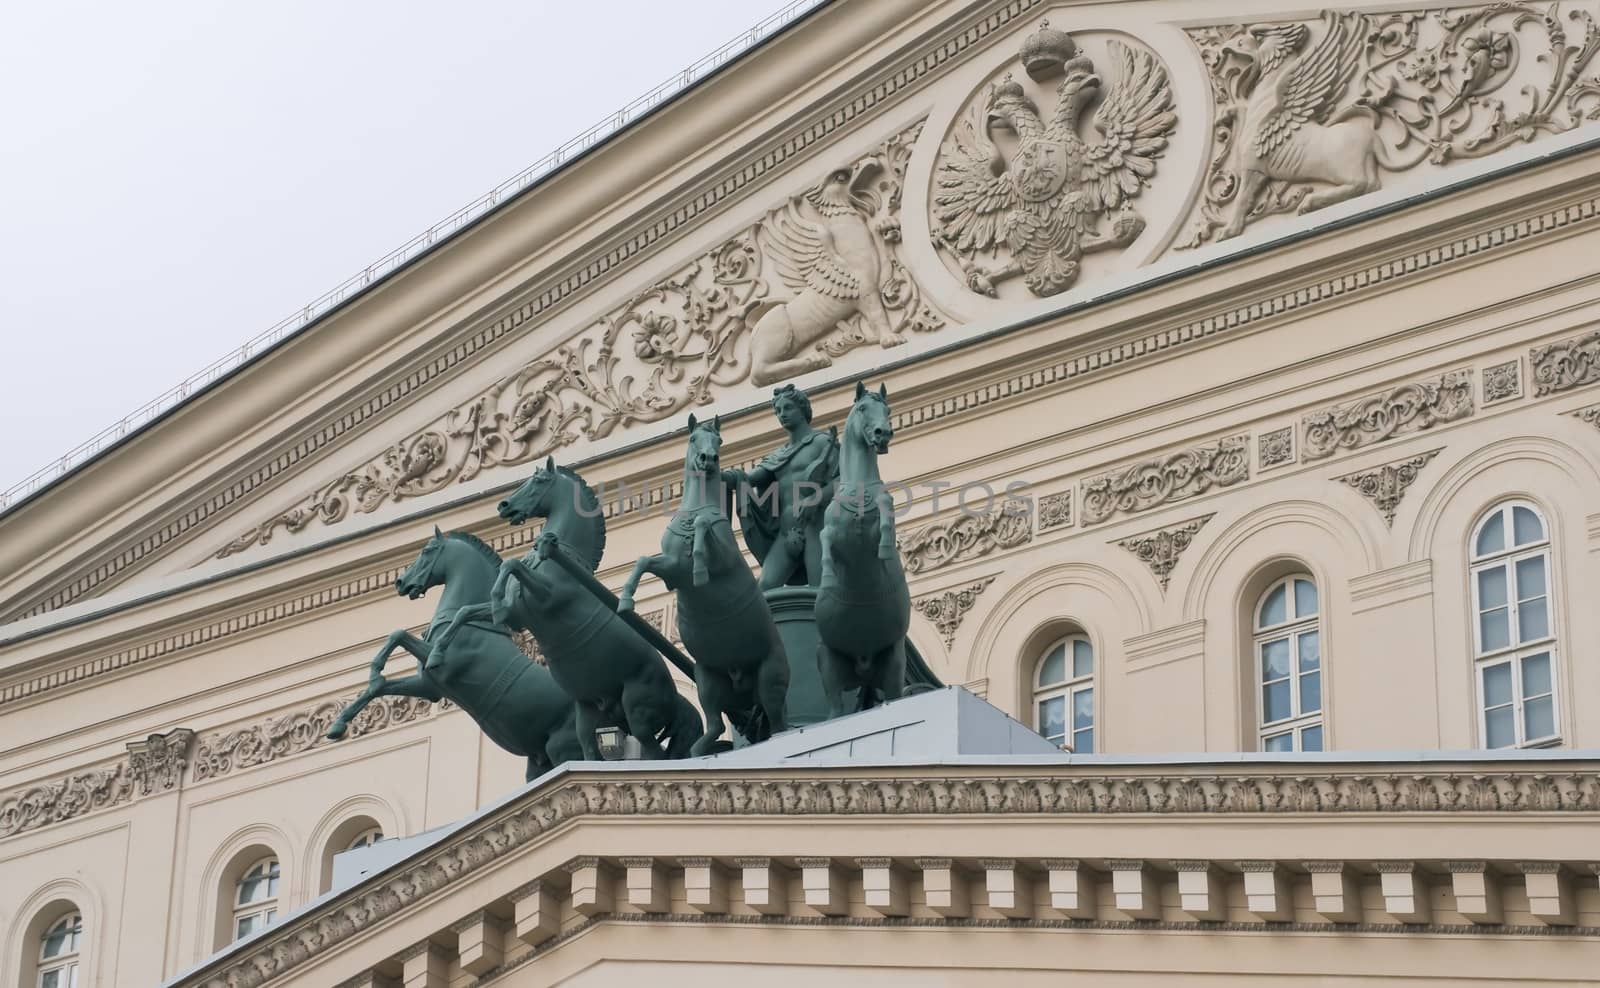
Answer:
[[1181, 4, 1600, 246], [217, 121, 942, 558], [912, 577, 997, 646], [932, 22, 1178, 297]]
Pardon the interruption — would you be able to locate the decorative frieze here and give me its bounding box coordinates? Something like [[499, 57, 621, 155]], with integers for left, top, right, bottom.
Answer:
[[126, 728, 195, 796], [1258, 427, 1294, 470], [0, 761, 132, 840], [1335, 449, 1441, 527], [190, 694, 434, 782], [1081, 436, 1248, 525], [1181, 4, 1600, 246], [1301, 371, 1472, 461], [1115, 515, 1212, 592], [1036, 491, 1072, 532], [898, 501, 1032, 575], [1570, 405, 1600, 430], [911, 577, 996, 647], [1531, 329, 1600, 396], [1483, 359, 1521, 404]]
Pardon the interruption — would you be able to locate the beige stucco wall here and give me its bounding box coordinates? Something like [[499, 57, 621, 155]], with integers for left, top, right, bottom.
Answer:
[[5, 0, 1600, 984]]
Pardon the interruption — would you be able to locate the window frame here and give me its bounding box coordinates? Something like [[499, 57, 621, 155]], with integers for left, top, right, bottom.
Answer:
[[231, 856, 281, 941], [346, 826, 385, 851], [36, 912, 82, 988], [1032, 633, 1095, 753], [1253, 574, 1324, 752], [1469, 501, 1560, 749]]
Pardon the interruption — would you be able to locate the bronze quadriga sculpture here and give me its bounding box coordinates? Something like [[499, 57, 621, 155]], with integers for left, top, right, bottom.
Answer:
[[326, 527, 582, 780]]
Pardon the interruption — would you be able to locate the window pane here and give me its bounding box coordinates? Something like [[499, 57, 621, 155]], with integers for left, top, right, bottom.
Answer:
[[1300, 671, 1321, 714], [1261, 638, 1290, 681], [1524, 695, 1555, 741], [1072, 727, 1094, 755], [1037, 696, 1065, 743], [1263, 680, 1292, 723], [1484, 704, 1516, 749], [264, 909, 277, 924], [235, 914, 257, 938], [1259, 584, 1287, 627], [1482, 662, 1514, 707], [1517, 596, 1549, 643], [1072, 688, 1093, 730], [1476, 566, 1507, 608], [1263, 732, 1293, 752], [1479, 607, 1510, 653], [41, 970, 62, 988], [238, 876, 265, 904], [42, 929, 66, 959], [1475, 510, 1505, 556], [1071, 639, 1093, 678], [1301, 724, 1323, 752], [1037, 645, 1065, 686], [266, 873, 279, 897], [1512, 506, 1544, 545], [1515, 555, 1547, 598], [1297, 631, 1320, 672], [1521, 652, 1552, 697], [1294, 578, 1318, 617]]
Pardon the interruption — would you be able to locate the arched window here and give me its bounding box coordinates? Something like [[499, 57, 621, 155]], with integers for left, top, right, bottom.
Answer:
[[1471, 501, 1558, 748], [232, 857, 281, 940], [36, 912, 81, 988], [1033, 634, 1094, 753], [1254, 575, 1322, 752], [346, 826, 384, 851]]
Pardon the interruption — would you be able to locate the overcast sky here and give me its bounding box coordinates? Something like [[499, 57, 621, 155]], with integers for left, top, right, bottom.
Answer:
[[0, 0, 797, 495]]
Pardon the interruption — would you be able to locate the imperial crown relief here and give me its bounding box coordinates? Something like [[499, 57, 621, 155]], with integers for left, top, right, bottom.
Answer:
[[215, 3, 1600, 558]]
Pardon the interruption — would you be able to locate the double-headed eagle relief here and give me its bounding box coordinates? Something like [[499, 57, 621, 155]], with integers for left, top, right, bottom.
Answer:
[[933, 22, 1178, 298]]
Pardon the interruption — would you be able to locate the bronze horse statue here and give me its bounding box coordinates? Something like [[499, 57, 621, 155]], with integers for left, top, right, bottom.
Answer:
[[438, 458, 702, 760], [618, 413, 789, 754], [326, 527, 582, 780], [815, 381, 911, 717]]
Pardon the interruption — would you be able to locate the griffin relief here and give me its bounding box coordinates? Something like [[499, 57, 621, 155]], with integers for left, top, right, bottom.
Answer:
[[932, 22, 1178, 298]]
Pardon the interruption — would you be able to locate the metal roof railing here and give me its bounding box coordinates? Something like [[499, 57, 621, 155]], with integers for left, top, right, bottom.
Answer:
[[0, 0, 828, 514]]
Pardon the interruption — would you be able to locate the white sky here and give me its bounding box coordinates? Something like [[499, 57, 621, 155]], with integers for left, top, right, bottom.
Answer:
[[0, 0, 796, 494]]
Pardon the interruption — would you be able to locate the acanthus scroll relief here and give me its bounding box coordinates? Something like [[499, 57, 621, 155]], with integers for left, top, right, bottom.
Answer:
[[218, 121, 942, 557], [1182, 3, 1600, 246]]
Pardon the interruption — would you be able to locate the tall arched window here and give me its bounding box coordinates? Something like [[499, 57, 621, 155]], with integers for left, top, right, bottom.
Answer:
[[1255, 575, 1322, 752], [1471, 501, 1558, 748], [37, 912, 82, 988], [1033, 634, 1094, 753], [232, 856, 281, 940]]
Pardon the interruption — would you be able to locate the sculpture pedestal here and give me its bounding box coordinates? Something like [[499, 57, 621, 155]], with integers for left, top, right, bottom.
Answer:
[[764, 585, 942, 730]]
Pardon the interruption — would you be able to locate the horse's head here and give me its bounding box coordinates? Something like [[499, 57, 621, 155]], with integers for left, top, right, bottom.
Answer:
[[396, 526, 448, 599], [499, 456, 560, 525], [685, 413, 722, 475], [847, 380, 894, 454]]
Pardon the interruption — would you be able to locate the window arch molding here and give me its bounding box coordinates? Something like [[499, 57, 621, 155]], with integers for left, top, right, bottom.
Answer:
[[303, 795, 403, 896], [7, 879, 100, 988], [197, 824, 293, 952]]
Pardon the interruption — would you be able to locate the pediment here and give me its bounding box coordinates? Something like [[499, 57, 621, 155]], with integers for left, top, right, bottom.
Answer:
[[7, 0, 1600, 624]]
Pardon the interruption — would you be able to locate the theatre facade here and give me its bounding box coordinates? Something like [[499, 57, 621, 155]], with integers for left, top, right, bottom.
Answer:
[[4, 0, 1600, 984]]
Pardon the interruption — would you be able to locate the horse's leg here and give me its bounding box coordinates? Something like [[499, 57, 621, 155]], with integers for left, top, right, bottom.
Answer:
[[573, 701, 603, 760], [875, 492, 897, 560], [619, 679, 670, 760], [690, 667, 732, 756], [429, 604, 492, 670], [692, 514, 716, 585], [757, 640, 790, 738], [819, 509, 839, 583], [327, 672, 443, 740], [618, 554, 670, 613], [878, 637, 908, 704], [665, 692, 704, 759], [817, 640, 851, 719]]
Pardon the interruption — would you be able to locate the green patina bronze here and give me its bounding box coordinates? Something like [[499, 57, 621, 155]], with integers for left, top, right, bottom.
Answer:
[[815, 380, 912, 717], [732, 384, 839, 590], [326, 527, 582, 780], [436, 458, 702, 760], [619, 413, 790, 754]]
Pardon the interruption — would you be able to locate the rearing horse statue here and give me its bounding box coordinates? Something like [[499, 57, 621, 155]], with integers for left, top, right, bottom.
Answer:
[[815, 380, 911, 717], [326, 527, 582, 781], [619, 413, 790, 754], [437, 458, 702, 760]]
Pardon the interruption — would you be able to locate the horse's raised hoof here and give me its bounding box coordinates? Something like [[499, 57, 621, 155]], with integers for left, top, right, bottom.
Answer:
[[692, 566, 710, 586], [878, 543, 895, 560], [617, 596, 635, 614], [326, 722, 349, 741]]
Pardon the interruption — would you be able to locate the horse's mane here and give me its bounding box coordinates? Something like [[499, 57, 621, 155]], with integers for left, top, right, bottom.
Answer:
[[444, 530, 503, 569], [544, 465, 607, 571]]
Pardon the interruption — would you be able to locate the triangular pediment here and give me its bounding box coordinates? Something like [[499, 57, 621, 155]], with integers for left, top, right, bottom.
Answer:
[[6, 0, 1600, 626]]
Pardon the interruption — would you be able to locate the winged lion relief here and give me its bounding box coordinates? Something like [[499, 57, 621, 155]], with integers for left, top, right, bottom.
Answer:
[[932, 21, 1179, 299]]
